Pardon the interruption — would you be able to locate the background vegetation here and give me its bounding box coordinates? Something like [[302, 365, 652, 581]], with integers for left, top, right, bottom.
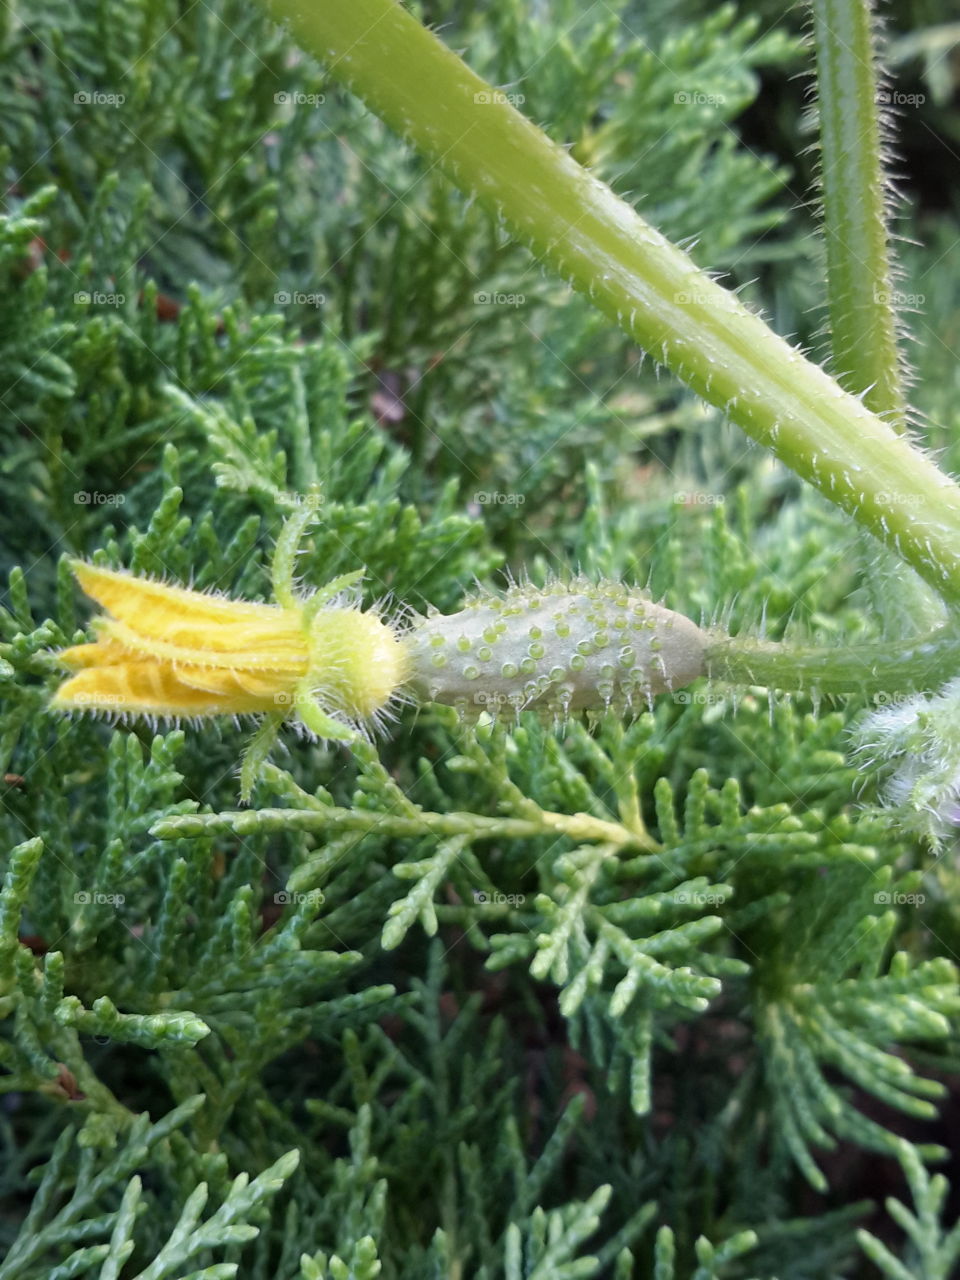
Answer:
[[1, 1, 960, 1275]]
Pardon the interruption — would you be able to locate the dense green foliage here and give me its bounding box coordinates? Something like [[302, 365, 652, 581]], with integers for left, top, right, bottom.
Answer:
[[2, 1, 960, 1276]]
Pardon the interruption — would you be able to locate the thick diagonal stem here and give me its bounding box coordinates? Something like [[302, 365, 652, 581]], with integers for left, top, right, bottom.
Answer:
[[259, 0, 960, 606]]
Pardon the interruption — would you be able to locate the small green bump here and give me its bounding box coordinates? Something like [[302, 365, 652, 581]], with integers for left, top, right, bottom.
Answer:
[[528, 641, 545, 660], [600, 663, 615, 679], [529, 625, 542, 639], [618, 646, 636, 668], [593, 631, 609, 648], [527, 597, 542, 610], [570, 654, 586, 671], [613, 616, 628, 630], [430, 634, 444, 648], [650, 638, 662, 652], [577, 639, 594, 656], [477, 645, 492, 662], [555, 621, 571, 638], [431, 653, 447, 669], [520, 656, 537, 674], [482, 625, 499, 644], [549, 665, 567, 680], [501, 661, 518, 678], [456, 635, 472, 653], [463, 665, 480, 681]]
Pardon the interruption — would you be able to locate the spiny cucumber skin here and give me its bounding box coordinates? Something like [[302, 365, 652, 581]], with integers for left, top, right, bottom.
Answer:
[[405, 580, 707, 716]]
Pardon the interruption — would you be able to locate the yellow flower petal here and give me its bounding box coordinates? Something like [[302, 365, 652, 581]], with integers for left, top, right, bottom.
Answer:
[[94, 615, 308, 673], [171, 664, 299, 701], [56, 638, 131, 669], [51, 662, 278, 717], [71, 561, 274, 625]]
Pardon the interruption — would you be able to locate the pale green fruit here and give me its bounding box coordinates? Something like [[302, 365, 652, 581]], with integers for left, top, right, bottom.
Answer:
[[405, 579, 707, 716]]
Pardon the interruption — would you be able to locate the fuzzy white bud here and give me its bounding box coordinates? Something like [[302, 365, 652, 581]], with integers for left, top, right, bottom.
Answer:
[[850, 676, 960, 848]]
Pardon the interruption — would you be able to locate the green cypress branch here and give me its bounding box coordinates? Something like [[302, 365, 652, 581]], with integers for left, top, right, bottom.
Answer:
[[858, 1142, 960, 1280]]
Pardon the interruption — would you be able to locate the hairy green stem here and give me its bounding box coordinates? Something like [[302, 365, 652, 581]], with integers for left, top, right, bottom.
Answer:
[[260, 0, 960, 605], [811, 0, 905, 422], [706, 626, 960, 695], [810, 0, 943, 634]]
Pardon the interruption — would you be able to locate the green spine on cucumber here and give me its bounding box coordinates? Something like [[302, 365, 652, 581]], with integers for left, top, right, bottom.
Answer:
[[405, 579, 707, 715]]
